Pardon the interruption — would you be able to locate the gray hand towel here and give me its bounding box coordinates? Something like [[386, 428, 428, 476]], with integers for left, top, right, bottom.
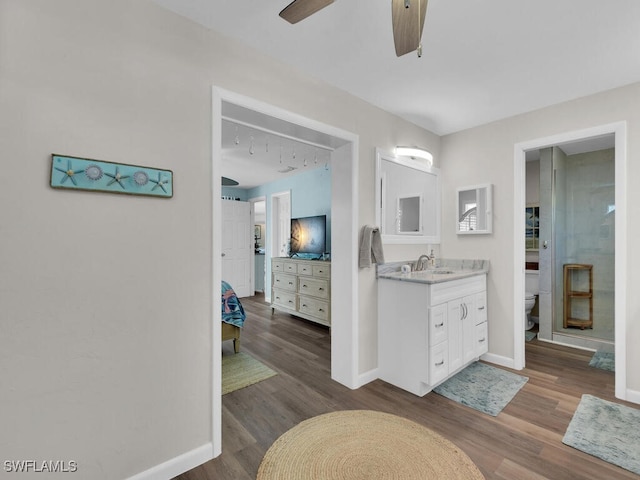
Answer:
[[359, 225, 385, 268]]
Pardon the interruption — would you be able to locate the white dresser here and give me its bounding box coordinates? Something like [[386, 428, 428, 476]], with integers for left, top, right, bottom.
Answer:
[[271, 257, 331, 327]]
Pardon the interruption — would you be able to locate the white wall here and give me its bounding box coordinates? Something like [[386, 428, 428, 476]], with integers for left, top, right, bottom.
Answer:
[[0, 0, 439, 478], [440, 82, 640, 396]]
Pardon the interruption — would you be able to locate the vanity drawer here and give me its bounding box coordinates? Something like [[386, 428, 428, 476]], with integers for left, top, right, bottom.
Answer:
[[429, 304, 448, 346], [429, 341, 449, 385], [475, 322, 488, 355], [474, 291, 487, 324], [298, 277, 329, 299], [298, 296, 330, 322], [273, 273, 297, 292], [272, 290, 296, 311]]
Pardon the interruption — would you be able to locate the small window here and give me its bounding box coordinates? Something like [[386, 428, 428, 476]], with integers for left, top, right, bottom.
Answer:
[[525, 204, 540, 251]]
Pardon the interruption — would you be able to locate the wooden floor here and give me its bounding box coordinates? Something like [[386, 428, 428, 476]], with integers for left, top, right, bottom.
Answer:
[[177, 294, 638, 480]]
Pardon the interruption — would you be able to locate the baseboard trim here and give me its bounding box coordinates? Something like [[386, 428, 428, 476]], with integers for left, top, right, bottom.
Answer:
[[126, 443, 214, 480], [623, 388, 640, 405], [480, 352, 515, 370], [358, 368, 379, 388]]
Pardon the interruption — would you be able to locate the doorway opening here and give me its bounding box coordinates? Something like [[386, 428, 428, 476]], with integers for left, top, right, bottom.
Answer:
[[211, 87, 360, 456], [513, 122, 628, 401]]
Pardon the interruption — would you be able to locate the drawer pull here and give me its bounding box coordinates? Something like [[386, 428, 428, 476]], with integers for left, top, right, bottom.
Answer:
[[435, 360, 445, 366], [288, 282, 293, 285], [318, 308, 324, 312], [479, 337, 486, 342], [318, 287, 324, 291], [478, 306, 485, 310], [303, 284, 307, 287], [276, 296, 280, 300], [436, 322, 444, 328], [289, 300, 294, 304], [302, 304, 307, 307]]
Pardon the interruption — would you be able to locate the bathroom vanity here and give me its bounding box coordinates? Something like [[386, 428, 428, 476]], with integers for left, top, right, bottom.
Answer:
[[377, 260, 489, 396]]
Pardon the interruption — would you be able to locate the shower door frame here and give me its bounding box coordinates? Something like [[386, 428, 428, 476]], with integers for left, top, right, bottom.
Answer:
[[513, 122, 628, 401]]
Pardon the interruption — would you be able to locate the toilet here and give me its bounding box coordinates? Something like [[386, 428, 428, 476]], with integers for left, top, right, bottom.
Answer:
[[524, 270, 539, 331]]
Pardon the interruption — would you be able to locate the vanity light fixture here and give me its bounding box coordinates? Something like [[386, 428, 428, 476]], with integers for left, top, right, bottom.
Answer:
[[395, 146, 433, 166]]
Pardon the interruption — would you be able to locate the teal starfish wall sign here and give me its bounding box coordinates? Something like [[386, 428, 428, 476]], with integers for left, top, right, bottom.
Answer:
[[50, 154, 173, 198]]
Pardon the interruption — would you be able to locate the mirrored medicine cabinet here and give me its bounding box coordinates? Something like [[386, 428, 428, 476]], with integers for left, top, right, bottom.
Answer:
[[456, 184, 493, 235], [375, 148, 441, 244]]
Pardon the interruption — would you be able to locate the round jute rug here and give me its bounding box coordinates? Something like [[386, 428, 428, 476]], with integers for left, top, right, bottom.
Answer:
[[257, 410, 485, 479]]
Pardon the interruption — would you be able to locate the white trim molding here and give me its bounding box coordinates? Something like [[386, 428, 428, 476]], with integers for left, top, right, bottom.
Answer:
[[513, 121, 628, 401], [126, 443, 213, 480]]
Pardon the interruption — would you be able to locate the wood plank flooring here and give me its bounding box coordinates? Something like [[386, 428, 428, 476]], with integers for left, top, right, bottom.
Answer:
[[176, 294, 638, 480]]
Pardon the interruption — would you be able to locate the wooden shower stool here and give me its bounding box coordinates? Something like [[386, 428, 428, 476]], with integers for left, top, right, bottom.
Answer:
[[563, 264, 593, 329]]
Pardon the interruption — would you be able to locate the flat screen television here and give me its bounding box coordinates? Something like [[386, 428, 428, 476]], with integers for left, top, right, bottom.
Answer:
[[290, 215, 326, 256]]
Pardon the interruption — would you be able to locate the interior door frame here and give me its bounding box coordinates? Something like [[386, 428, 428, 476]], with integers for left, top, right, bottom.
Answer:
[[249, 195, 266, 296], [211, 86, 360, 457], [513, 121, 628, 401], [268, 190, 291, 304]]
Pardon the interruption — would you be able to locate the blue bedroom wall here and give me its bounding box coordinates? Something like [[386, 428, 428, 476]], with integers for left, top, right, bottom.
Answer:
[[248, 166, 332, 254], [222, 167, 331, 246]]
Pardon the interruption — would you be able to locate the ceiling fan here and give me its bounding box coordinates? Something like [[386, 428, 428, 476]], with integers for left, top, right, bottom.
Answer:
[[279, 0, 428, 57]]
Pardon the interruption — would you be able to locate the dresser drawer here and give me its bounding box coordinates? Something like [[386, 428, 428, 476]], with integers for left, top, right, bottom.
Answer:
[[298, 277, 329, 299], [272, 260, 284, 273], [283, 261, 298, 274], [272, 290, 296, 310], [297, 263, 313, 276], [298, 296, 330, 322], [312, 264, 330, 278], [273, 273, 297, 292]]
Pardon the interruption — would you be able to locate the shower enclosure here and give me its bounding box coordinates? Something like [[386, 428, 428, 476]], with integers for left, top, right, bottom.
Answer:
[[539, 146, 615, 350]]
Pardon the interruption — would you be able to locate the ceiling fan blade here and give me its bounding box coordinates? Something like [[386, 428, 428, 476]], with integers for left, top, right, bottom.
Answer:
[[392, 0, 428, 57], [279, 0, 334, 24]]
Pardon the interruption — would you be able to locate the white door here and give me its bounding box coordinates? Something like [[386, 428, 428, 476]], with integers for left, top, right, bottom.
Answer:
[[221, 199, 252, 297]]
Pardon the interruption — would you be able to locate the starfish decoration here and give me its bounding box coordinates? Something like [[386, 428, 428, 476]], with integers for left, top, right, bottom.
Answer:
[[104, 166, 129, 189], [150, 172, 168, 193], [54, 159, 84, 186]]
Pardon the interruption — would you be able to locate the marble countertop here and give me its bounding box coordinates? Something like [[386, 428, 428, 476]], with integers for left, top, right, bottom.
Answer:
[[377, 259, 489, 284]]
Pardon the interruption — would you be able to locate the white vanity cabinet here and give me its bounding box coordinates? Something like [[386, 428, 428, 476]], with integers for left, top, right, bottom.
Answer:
[[378, 274, 487, 396]]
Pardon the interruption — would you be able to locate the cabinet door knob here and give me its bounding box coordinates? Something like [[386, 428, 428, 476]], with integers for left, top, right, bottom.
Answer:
[[436, 322, 444, 328]]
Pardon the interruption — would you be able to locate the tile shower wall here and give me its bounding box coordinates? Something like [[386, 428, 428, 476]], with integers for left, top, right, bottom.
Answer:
[[554, 148, 615, 343]]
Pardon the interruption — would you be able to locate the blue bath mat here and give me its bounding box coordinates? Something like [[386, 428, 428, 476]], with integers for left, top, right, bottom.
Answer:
[[589, 351, 615, 372], [433, 362, 528, 416], [525, 331, 537, 342], [563, 394, 640, 475]]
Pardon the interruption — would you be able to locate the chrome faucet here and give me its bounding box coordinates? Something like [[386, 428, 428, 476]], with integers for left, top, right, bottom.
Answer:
[[413, 254, 433, 271]]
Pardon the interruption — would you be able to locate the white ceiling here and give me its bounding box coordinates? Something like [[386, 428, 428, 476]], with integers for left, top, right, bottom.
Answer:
[[220, 102, 343, 188], [152, 0, 640, 185]]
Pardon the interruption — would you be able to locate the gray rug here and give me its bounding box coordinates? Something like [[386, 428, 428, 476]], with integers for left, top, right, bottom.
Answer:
[[589, 351, 615, 372], [433, 362, 528, 416], [563, 394, 640, 475]]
